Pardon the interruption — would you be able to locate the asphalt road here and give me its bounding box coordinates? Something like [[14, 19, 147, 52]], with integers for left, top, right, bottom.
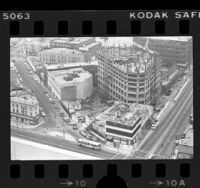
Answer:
[[11, 127, 125, 159], [128, 79, 193, 159], [12, 53, 82, 139]]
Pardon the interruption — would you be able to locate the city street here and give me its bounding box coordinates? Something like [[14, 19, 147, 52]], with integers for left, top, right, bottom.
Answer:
[[128, 79, 193, 159], [11, 52, 81, 139], [11, 127, 126, 159]]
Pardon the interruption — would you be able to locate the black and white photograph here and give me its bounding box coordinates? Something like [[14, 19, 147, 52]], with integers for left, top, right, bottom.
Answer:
[[10, 37, 193, 160]]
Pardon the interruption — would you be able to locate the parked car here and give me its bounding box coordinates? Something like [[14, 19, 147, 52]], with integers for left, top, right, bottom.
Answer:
[[63, 116, 70, 123], [72, 124, 78, 130], [29, 70, 33, 74], [54, 105, 59, 109], [59, 110, 64, 117], [49, 97, 53, 102], [41, 111, 46, 117]]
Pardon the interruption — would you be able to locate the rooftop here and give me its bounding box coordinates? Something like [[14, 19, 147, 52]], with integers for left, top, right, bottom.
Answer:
[[11, 90, 39, 105], [44, 61, 98, 70], [50, 38, 71, 43], [97, 102, 153, 127], [40, 48, 82, 55], [50, 68, 92, 85], [176, 145, 193, 158], [144, 36, 192, 42], [180, 128, 193, 147], [68, 37, 94, 44], [98, 46, 161, 73], [79, 42, 100, 51]]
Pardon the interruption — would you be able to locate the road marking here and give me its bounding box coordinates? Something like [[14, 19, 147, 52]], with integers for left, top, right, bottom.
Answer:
[[111, 152, 121, 159]]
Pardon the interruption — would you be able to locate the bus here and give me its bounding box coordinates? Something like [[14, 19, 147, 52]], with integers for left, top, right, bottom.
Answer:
[[77, 139, 101, 151]]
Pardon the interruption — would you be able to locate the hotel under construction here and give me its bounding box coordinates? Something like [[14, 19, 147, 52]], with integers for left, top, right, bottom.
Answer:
[[97, 44, 163, 105]]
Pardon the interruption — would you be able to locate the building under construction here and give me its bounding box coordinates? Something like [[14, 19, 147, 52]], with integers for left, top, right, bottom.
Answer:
[[97, 42, 163, 106]]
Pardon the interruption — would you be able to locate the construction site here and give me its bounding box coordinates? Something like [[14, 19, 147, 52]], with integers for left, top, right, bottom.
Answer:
[[97, 39, 163, 108]]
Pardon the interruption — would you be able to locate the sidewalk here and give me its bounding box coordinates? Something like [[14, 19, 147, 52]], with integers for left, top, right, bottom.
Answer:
[[103, 142, 133, 155], [11, 118, 44, 129]]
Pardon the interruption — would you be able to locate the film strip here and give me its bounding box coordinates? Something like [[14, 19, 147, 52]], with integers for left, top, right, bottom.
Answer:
[[0, 10, 199, 188]]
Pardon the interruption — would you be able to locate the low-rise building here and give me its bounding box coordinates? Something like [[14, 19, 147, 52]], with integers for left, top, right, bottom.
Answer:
[[43, 61, 98, 87], [48, 68, 93, 101], [67, 37, 95, 49], [49, 38, 73, 48], [10, 90, 40, 125], [25, 39, 49, 56], [173, 127, 193, 159], [39, 48, 90, 64], [92, 102, 153, 146]]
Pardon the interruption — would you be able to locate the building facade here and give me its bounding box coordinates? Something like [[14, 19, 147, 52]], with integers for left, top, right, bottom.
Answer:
[[25, 40, 49, 56], [97, 46, 162, 105], [67, 37, 95, 49], [39, 48, 89, 64], [95, 102, 153, 146], [10, 61, 19, 86], [10, 90, 40, 125], [49, 38, 73, 48], [43, 62, 98, 87], [133, 37, 193, 68], [48, 68, 93, 101]]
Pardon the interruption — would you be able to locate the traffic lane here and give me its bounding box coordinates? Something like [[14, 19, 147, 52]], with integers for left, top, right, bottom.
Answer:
[[11, 128, 121, 159], [14, 58, 58, 127], [142, 87, 193, 156], [14, 58, 55, 115], [139, 81, 193, 151], [158, 101, 193, 157]]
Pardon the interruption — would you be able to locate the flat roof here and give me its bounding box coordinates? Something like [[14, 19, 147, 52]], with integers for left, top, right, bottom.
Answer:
[[180, 128, 193, 147], [50, 39, 70, 43], [68, 37, 93, 44], [100, 102, 153, 127], [44, 61, 98, 70], [147, 36, 192, 42], [40, 48, 82, 55], [79, 42, 100, 51], [50, 68, 92, 85]]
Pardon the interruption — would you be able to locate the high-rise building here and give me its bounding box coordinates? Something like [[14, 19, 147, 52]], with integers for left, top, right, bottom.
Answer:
[[97, 45, 162, 105]]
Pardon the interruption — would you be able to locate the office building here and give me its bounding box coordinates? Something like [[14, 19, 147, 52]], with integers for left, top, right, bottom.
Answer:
[[97, 45, 162, 105], [48, 68, 93, 101]]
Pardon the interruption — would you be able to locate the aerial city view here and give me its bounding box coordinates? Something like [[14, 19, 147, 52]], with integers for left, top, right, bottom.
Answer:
[[10, 37, 193, 160]]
